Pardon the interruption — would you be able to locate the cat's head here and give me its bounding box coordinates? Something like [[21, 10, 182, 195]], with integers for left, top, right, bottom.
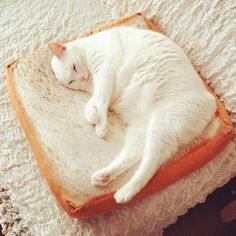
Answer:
[[48, 42, 89, 91]]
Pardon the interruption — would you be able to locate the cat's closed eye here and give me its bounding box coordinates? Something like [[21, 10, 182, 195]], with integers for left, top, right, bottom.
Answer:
[[69, 80, 75, 85], [73, 64, 77, 72]]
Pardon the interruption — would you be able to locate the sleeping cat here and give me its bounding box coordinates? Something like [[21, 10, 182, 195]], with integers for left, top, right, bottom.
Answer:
[[49, 26, 216, 203]]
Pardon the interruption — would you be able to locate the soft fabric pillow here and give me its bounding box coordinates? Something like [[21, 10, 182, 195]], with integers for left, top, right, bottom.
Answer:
[[6, 13, 233, 219]]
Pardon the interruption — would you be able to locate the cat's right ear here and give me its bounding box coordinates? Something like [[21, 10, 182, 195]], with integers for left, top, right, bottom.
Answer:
[[48, 43, 67, 58]]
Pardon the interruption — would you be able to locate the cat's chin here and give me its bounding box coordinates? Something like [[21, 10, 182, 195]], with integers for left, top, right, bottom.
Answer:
[[59, 81, 92, 93], [73, 87, 92, 94], [65, 86, 89, 93], [77, 89, 90, 93]]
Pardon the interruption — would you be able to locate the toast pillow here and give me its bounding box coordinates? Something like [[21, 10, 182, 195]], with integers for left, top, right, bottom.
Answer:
[[7, 13, 233, 219]]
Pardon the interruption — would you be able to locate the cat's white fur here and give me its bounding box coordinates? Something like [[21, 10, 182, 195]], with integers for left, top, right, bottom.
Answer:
[[49, 27, 216, 203]]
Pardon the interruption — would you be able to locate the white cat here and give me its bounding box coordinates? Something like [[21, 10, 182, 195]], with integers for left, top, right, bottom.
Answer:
[[49, 27, 216, 203]]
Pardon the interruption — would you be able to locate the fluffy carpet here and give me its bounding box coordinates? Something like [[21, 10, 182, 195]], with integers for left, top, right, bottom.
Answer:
[[1, 0, 236, 235]]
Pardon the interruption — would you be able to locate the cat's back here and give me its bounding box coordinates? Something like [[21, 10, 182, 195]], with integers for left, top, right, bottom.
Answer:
[[113, 26, 159, 43], [110, 27, 215, 121], [112, 26, 182, 56]]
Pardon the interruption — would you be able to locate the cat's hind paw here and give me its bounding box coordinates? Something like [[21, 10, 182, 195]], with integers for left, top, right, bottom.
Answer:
[[114, 184, 137, 203], [91, 169, 111, 187]]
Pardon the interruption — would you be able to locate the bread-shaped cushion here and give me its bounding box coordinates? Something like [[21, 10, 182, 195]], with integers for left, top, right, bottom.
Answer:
[[6, 13, 233, 219]]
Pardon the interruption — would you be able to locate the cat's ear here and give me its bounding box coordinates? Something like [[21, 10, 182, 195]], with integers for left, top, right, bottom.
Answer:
[[48, 43, 66, 58]]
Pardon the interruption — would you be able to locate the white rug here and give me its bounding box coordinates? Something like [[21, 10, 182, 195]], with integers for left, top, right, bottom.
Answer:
[[1, 0, 236, 235]]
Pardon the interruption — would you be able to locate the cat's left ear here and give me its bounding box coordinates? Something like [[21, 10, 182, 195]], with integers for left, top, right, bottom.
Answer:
[[48, 43, 66, 58]]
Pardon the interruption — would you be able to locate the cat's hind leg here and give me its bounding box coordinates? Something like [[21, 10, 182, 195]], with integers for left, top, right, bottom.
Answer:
[[91, 124, 145, 187], [114, 107, 179, 203], [114, 95, 215, 203]]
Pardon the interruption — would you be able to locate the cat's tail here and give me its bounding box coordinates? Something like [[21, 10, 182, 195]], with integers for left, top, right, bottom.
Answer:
[[204, 116, 221, 139]]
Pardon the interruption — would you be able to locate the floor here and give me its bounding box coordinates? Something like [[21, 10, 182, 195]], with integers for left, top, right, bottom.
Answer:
[[164, 176, 236, 236], [1, 176, 236, 236]]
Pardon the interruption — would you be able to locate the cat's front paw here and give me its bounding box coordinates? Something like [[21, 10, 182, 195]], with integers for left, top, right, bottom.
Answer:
[[95, 123, 108, 138], [85, 103, 100, 125], [91, 169, 111, 187], [114, 184, 137, 203]]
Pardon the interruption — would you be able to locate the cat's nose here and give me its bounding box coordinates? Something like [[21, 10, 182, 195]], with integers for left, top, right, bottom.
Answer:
[[81, 76, 87, 82]]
